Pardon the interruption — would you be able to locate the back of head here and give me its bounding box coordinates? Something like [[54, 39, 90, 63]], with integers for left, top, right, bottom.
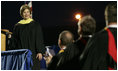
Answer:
[[105, 2, 117, 25], [58, 31, 74, 47], [78, 15, 96, 35]]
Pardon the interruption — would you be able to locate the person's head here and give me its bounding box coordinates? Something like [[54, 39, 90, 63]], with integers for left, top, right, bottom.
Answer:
[[105, 2, 117, 26], [78, 15, 96, 36], [58, 30, 74, 48], [20, 4, 32, 20]]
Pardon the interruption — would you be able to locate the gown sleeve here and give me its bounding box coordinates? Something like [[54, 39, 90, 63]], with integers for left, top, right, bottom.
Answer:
[[8, 24, 19, 50], [35, 22, 45, 54]]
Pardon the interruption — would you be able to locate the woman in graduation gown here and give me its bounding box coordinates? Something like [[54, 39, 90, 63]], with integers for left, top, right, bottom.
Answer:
[[11, 4, 45, 70]]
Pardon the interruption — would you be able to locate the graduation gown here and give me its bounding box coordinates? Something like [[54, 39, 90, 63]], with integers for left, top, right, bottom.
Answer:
[[57, 37, 90, 70], [47, 52, 64, 70], [74, 37, 90, 56], [80, 28, 117, 70], [48, 37, 89, 70], [10, 19, 45, 70], [55, 44, 80, 70]]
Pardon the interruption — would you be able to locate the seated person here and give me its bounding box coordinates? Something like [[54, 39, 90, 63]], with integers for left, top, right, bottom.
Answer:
[[57, 15, 96, 70], [47, 30, 74, 69]]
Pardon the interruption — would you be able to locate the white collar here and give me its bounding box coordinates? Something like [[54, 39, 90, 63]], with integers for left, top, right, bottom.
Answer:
[[80, 35, 92, 38], [107, 24, 117, 28], [61, 46, 66, 50], [83, 35, 92, 37]]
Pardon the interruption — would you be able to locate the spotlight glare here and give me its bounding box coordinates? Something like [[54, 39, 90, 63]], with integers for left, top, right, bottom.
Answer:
[[75, 14, 81, 20]]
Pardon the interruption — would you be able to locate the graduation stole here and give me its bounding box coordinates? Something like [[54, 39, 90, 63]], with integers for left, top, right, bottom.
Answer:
[[59, 49, 64, 54], [105, 28, 117, 70], [18, 18, 33, 24]]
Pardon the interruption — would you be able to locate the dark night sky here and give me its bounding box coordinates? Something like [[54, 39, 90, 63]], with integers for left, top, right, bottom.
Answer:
[[1, 1, 114, 45]]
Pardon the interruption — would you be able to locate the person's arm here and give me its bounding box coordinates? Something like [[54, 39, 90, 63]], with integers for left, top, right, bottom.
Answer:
[[35, 22, 46, 60], [8, 24, 18, 50], [48, 55, 58, 70]]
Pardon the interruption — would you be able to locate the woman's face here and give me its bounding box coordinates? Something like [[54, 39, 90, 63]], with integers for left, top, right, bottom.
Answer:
[[22, 9, 31, 20]]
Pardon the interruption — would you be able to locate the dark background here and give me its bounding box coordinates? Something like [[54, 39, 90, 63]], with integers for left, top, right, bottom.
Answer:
[[1, 1, 114, 46]]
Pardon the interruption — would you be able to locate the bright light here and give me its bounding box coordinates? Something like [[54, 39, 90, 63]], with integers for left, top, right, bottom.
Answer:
[[75, 14, 81, 20]]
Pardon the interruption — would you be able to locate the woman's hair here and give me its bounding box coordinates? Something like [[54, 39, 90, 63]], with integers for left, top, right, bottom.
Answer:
[[20, 4, 32, 17]]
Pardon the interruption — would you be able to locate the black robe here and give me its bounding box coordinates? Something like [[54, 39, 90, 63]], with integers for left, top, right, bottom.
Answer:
[[80, 28, 117, 70], [10, 20, 45, 70], [48, 37, 90, 70], [58, 37, 90, 70], [47, 52, 64, 70], [74, 37, 90, 56]]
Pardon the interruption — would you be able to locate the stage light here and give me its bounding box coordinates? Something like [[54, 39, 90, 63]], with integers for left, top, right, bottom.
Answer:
[[75, 14, 81, 20]]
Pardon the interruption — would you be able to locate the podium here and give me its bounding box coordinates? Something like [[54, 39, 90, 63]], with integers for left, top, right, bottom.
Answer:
[[1, 49, 33, 70], [1, 33, 6, 51], [1, 29, 12, 51]]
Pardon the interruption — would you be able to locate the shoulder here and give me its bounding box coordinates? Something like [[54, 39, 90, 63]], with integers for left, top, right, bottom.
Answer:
[[85, 29, 108, 51], [85, 29, 108, 52], [31, 20, 41, 26], [14, 23, 21, 28], [80, 29, 108, 59], [30, 20, 37, 24], [90, 29, 108, 42]]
